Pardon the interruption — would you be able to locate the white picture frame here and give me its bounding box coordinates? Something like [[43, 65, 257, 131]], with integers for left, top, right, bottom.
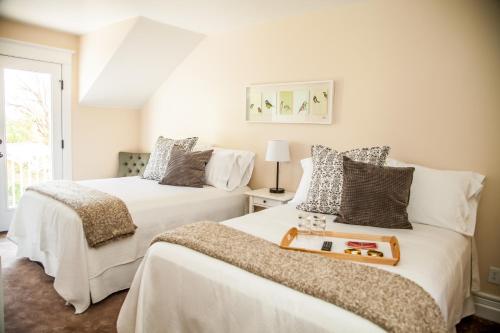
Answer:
[[245, 80, 333, 124]]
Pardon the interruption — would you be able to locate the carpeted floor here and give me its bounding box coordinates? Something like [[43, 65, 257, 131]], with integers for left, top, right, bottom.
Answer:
[[1, 234, 499, 333], [1, 235, 126, 333]]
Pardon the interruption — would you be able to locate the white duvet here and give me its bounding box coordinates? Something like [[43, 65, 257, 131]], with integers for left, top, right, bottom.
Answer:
[[7, 177, 249, 313], [118, 204, 478, 333]]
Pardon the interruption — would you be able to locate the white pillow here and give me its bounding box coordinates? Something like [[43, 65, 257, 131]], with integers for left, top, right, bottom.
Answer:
[[290, 157, 313, 204], [386, 158, 485, 236], [205, 148, 255, 191]]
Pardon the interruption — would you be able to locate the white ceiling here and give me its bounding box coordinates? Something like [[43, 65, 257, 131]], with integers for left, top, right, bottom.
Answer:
[[0, 0, 346, 35], [79, 18, 204, 109]]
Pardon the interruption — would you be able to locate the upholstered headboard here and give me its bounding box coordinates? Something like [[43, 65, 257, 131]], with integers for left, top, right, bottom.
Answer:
[[118, 152, 151, 177]]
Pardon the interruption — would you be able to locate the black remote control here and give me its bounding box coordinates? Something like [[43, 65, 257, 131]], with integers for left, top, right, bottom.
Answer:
[[321, 241, 332, 251]]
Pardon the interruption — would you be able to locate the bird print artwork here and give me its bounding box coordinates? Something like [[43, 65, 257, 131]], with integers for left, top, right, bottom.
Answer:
[[280, 100, 291, 113], [298, 101, 308, 113], [265, 100, 273, 109], [248, 91, 263, 118], [311, 88, 329, 117], [279, 91, 294, 115]]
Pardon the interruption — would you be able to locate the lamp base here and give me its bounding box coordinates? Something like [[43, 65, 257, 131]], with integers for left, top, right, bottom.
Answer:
[[269, 187, 285, 194]]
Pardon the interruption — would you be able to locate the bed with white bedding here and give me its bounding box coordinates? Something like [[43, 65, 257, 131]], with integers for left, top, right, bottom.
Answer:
[[7, 176, 249, 313], [117, 203, 478, 333]]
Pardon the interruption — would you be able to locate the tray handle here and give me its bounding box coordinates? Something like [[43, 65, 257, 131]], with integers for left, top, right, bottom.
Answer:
[[280, 227, 298, 247]]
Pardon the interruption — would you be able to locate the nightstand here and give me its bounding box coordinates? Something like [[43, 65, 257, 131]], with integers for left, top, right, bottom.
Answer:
[[245, 188, 295, 213]]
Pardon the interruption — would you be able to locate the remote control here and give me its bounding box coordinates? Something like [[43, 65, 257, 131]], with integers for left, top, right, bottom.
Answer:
[[321, 241, 332, 251]]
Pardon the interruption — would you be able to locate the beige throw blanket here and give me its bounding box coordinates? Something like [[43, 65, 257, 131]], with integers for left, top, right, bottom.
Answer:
[[27, 181, 136, 247], [152, 222, 446, 333]]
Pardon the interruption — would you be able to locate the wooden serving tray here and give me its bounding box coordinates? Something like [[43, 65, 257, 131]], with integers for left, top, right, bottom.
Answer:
[[280, 228, 400, 266]]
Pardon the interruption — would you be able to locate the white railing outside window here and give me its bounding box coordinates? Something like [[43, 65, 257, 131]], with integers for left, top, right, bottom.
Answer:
[[6, 143, 51, 208]]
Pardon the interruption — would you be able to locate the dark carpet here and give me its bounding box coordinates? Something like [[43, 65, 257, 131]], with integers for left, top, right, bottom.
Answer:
[[1, 234, 499, 333], [1, 235, 126, 333]]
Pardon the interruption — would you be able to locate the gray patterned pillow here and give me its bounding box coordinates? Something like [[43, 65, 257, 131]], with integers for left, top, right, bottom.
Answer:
[[297, 145, 390, 215], [337, 156, 414, 229], [142, 136, 198, 180]]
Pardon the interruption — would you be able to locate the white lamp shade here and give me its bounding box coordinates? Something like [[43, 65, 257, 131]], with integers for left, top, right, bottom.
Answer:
[[265, 140, 290, 162]]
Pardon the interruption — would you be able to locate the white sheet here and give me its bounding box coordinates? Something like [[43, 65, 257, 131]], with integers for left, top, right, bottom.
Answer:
[[7, 177, 249, 313], [118, 204, 477, 333]]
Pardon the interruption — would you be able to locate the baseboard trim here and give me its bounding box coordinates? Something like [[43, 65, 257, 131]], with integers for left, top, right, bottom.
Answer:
[[474, 291, 500, 323]]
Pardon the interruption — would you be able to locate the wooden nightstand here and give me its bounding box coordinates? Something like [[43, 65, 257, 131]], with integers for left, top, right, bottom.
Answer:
[[245, 188, 295, 213]]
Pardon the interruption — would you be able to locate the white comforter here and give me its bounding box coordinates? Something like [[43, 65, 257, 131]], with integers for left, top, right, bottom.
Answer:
[[7, 177, 248, 313], [118, 204, 478, 333]]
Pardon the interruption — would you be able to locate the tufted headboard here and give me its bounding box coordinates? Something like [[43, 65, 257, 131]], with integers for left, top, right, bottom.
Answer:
[[118, 152, 151, 177]]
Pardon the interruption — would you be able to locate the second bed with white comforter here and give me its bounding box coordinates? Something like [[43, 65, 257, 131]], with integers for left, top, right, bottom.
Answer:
[[118, 204, 478, 333]]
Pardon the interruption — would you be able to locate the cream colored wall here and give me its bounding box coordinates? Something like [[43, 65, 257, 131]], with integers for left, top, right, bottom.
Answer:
[[72, 106, 140, 179], [140, 0, 500, 296], [0, 18, 140, 180]]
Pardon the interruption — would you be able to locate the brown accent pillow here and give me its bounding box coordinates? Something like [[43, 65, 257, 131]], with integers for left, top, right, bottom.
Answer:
[[337, 156, 415, 229], [159, 147, 213, 187]]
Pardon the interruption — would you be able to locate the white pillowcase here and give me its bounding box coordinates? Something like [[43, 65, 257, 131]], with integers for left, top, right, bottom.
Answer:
[[205, 148, 255, 191], [386, 158, 485, 236], [290, 157, 313, 204]]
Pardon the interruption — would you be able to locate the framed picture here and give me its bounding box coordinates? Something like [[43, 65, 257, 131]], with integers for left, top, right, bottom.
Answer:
[[245, 80, 333, 124]]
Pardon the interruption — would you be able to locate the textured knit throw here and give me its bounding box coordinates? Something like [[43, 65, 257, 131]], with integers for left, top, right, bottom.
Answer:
[[27, 181, 136, 247], [152, 222, 447, 333]]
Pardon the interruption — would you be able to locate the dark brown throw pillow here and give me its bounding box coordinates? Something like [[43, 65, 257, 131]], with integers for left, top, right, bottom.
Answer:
[[159, 147, 213, 187], [337, 156, 415, 229]]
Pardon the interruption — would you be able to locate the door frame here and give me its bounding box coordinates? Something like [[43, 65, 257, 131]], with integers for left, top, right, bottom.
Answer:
[[0, 37, 73, 180], [0, 38, 73, 230]]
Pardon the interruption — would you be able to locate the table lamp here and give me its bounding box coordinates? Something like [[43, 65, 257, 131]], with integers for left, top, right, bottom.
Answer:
[[265, 140, 290, 193]]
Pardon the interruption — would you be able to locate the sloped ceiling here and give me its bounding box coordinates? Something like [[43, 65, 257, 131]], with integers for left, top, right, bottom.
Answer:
[[78, 17, 204, 109], [1, 0, 351, 110]]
